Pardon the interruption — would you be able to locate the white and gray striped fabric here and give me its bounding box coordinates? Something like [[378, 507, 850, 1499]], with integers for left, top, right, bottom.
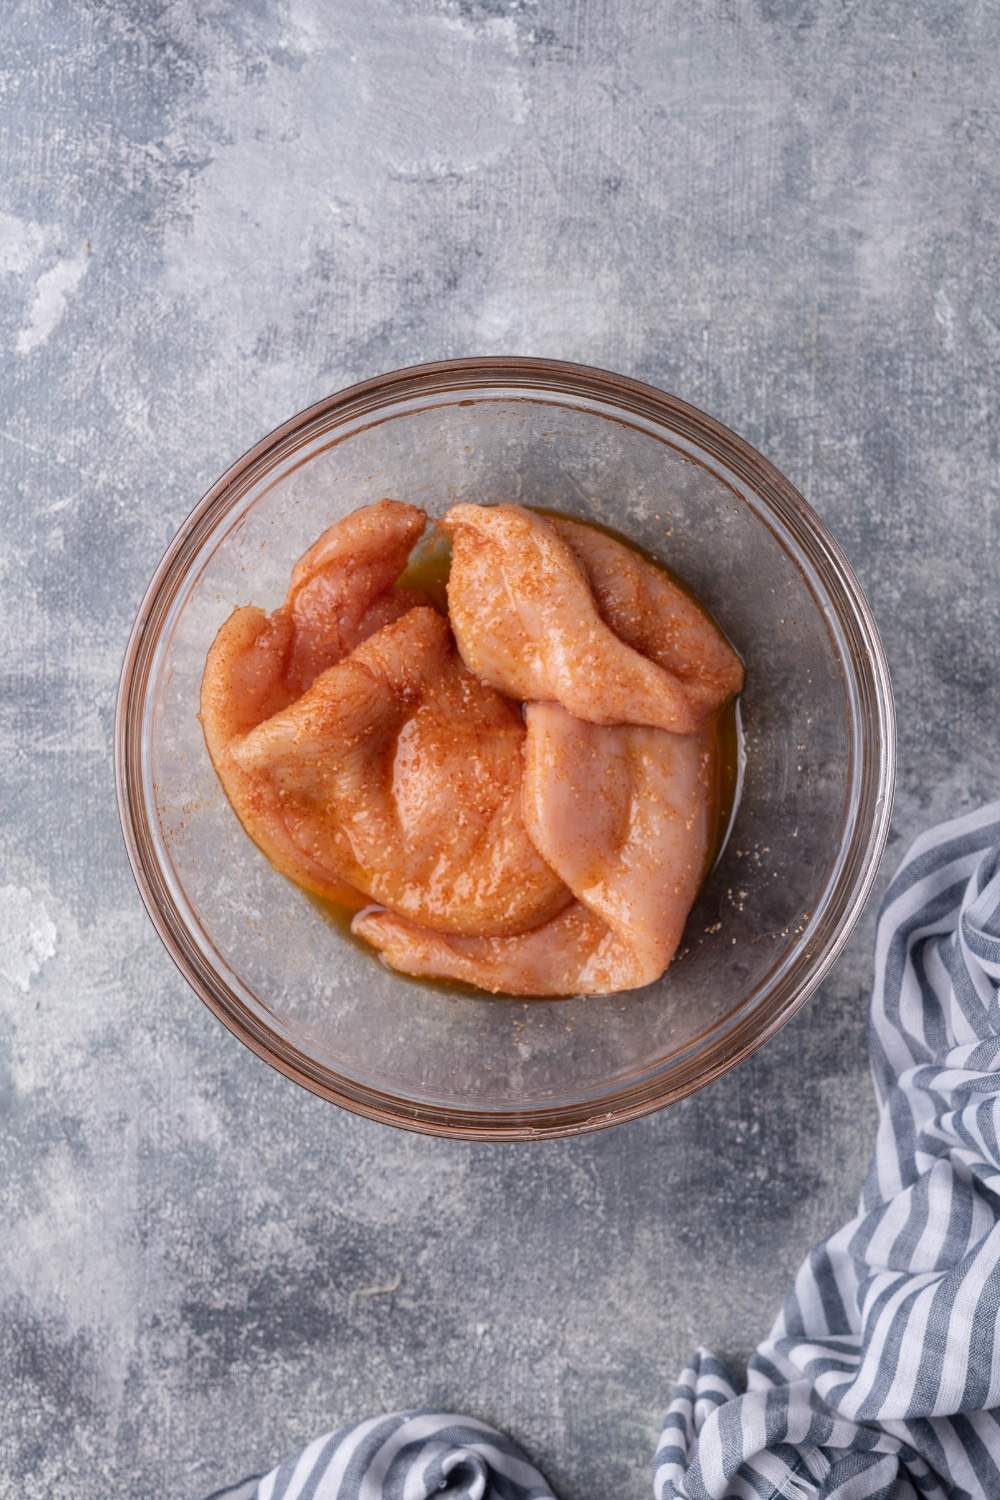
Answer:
[[207, 801, 1000, 1500], [204, 1411, 556, 1500]]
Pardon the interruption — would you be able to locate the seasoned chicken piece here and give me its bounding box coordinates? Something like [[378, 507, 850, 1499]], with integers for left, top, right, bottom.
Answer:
[[281, 498, 431, 695], [443, 503, 736, 735], [201, 603, 355, 901], [353, 900, 622, 996], [201, 499, 431, 903], [548, 517, 744, 716], [355, 702, 712, 995], [522, 704, 711, 977], [231, 608, 571, 937]]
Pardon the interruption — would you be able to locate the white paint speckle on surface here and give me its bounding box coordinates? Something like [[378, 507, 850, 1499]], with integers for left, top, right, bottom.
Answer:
[[0, 885, 57, 992], [934, 287, 956, 350], [15, 248, 91, 354], [0, 212, 46, 276]]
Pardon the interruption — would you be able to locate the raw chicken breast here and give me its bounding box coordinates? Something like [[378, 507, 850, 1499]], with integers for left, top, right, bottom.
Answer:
[[281, 498, 431, 695], [201, 603, 353, 901], [521, 703, 711, 978], [230, 608, 571, 937], [353, 900, 623, 996], [355, 701, 712, 995], [444, 503, 733, 734], [201, 499, 432, 903], [548, 516, 744, 716], [202, 496, 739, 997]]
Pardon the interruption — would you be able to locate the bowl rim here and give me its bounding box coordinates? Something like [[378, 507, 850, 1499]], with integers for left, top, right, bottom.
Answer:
[[115, 355, 896, 1140]]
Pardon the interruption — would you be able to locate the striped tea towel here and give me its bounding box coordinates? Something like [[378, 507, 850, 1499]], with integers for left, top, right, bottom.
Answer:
[[204, 1411, 556, 1500], [206, 800, 1000, 1500]]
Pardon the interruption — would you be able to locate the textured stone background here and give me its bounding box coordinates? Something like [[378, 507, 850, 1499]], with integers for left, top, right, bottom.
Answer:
[[2, 2, 999, 1496]]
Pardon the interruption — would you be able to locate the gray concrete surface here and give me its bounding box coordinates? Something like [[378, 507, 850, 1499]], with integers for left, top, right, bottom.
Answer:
[[2, 2, 998, 1496]]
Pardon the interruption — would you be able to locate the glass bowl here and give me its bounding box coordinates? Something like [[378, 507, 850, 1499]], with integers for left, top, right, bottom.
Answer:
[[115, 358, 894, 1140]]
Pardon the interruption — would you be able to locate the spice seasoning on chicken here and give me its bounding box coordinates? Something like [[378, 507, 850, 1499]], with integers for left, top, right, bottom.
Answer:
[[200, 500, 744, 996]]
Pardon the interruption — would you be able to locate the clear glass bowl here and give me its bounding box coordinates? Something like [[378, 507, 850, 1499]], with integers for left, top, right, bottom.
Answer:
[[115, 359, 894, 1140]]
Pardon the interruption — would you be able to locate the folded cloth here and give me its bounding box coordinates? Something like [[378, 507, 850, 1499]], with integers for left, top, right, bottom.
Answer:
[[203, 1412, 556, 1500], [655, 800, 1000, 1500], [204, 802, 1000, 1500]]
